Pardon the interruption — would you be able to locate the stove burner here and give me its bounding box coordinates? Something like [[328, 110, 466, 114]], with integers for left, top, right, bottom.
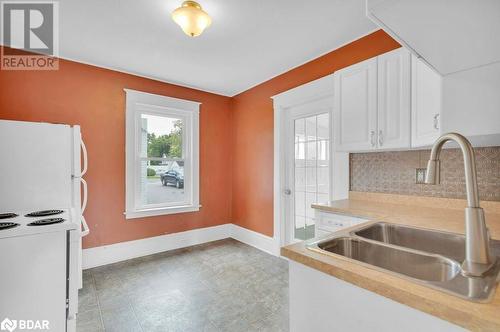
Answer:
[[25, 210, 64, 217], [0, 222, 20, 230], [0, 213, 18, 220], [27, 218, 65, 226]]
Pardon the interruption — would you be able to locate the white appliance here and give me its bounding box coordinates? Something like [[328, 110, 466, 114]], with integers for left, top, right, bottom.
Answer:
[[0, 120, 89, 332]]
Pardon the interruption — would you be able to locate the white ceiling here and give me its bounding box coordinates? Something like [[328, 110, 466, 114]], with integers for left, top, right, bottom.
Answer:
[[59, 0, 377, 96]]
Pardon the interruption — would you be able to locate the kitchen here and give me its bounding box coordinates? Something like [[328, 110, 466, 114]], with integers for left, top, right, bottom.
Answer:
[[0, 1, 499, 331]]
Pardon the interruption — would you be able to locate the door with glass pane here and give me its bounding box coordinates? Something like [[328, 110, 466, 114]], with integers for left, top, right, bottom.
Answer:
[[285, 99, 332, 243]]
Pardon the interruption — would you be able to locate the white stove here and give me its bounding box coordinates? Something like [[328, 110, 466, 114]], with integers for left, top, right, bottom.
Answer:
[[0, 208, 79, 332], [0, 209, 77, 239]]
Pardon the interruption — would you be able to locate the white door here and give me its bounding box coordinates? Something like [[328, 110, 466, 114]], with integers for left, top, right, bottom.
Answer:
[[377, 48, 411, 149], [284, 98, 332, 243], [333, 57, 378, 151], [411, 54, 442, 147]]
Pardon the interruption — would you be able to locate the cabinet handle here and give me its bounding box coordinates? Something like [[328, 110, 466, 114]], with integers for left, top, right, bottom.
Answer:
[[370, 131, 376, 147], [378, 130, 383, 146], [433, 114, 440, 130]]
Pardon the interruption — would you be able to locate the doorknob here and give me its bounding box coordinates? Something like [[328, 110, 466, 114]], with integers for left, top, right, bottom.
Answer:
[[284, 189, 292, 195]]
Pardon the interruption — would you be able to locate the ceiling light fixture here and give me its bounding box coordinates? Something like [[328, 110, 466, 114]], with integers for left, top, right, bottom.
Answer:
[[171, 1, 212, 37]]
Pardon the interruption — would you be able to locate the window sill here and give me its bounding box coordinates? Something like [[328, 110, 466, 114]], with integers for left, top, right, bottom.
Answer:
[[125, 205, 201, 219]]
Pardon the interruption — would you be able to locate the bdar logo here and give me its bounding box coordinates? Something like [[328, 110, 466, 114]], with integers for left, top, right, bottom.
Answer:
[[0, 318, 17, 332]]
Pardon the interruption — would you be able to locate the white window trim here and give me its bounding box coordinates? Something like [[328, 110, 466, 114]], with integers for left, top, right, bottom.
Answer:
[[124, 89, 200, 219]]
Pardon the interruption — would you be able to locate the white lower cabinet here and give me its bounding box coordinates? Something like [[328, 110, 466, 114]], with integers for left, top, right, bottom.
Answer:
[[315, 210, 368, 235], [289, 261, 466, 332]]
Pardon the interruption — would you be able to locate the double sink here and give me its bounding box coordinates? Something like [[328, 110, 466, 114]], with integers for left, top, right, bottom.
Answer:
[[307, 222, 500, 302]]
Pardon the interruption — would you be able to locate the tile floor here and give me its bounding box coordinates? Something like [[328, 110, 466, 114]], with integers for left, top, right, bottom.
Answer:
[[77, 239, 289, 332]]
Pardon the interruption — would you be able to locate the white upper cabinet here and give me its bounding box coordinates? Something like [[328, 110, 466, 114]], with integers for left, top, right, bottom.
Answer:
[[333, 58, 378, 151], [333, 47, 500, 152], [411, 55, 442, 147], [367, 0, 500, 149], [334, 48, 411, 152], [377, 48, 411, 149]]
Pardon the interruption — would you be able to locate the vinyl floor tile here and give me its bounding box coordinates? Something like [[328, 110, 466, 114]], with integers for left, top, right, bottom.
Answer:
[[77, 239, 289, 331]]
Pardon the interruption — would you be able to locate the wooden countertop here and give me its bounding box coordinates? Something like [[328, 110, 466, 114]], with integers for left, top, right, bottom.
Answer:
[[281, 192, 500, 331]]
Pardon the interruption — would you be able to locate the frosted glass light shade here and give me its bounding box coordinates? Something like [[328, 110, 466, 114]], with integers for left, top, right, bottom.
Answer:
[[172, 1, 212, 37]]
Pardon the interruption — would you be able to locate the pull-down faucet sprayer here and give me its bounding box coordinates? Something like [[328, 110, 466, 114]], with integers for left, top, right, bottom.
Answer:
[[425, 133, 493, 276]]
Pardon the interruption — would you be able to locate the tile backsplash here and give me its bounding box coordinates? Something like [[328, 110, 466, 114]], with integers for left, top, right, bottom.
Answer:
[[350, 147, 500, 201]]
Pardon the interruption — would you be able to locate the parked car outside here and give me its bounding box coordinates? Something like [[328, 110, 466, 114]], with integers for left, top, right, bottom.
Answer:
[[160, 169, 184, 188]]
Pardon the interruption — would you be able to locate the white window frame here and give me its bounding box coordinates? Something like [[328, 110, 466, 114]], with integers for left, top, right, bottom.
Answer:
[[124, 89, 200, 219]]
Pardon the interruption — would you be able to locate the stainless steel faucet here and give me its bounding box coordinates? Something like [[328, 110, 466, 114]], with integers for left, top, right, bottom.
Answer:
[[425, 133, 493, 277]]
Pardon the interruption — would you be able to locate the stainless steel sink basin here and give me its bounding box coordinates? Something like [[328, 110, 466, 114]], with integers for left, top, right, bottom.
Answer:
[[354, 222, 500, 262], [318, 237, 460, 282], [355, 222, 466, 262], [307, 222, 500, 302]]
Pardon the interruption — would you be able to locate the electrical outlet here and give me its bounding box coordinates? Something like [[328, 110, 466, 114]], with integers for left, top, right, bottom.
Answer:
[[416, 168, 427, 184]]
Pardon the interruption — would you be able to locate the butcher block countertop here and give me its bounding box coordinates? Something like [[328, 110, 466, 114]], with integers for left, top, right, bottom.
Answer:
[[281, 192, 500, 331]]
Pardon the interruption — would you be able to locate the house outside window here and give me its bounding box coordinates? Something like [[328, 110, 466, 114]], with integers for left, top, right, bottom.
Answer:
[[124, 89, 200, 219]]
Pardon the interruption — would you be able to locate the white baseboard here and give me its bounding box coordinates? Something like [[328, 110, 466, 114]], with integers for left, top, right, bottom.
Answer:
[[82, 224, 231, 269], [230, 224, 280, 256], [83, 223, 280, 269]]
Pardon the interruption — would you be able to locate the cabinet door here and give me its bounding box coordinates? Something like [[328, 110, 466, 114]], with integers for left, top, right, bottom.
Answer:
[[411, 55, 442, 147], [315, 210, 369, 235], [377, 48, 411, 149], [333, 58, 378, 151]]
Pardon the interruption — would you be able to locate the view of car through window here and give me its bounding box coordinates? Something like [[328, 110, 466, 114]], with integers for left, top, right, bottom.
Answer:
[[140, 113, 186, 206]]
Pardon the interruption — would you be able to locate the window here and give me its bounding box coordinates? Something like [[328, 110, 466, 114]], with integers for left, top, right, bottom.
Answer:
[[125, 89, 200, 219]]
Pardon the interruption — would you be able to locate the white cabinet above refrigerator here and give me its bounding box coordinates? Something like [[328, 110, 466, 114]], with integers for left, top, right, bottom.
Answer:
[[366, 0, 500, 76]]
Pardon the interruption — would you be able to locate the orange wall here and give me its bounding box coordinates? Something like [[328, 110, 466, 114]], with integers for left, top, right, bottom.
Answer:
[[0, 54, 233, 249], [231, 30, 400, 237], [0, 30, 399, 247]]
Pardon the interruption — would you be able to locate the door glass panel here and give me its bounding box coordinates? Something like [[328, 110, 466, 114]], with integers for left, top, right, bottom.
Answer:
[[295, 118, 306, 142], [294, 191, 306, 218], [317, 140, 329, 166], [294, 168, 305, 192], [305, 192, 317, 220], [293, 113, 330, 241], [305, 116, 317, 140], [317, 167, 329, 194], [305, 141, 317, 166]]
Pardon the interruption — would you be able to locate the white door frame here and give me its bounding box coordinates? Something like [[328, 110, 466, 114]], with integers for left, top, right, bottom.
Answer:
[[272, 74, 349, 248]]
